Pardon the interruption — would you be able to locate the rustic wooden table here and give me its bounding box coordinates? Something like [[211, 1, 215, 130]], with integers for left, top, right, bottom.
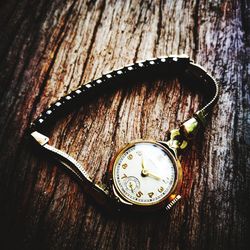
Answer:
[[0, 0, 249, 249]]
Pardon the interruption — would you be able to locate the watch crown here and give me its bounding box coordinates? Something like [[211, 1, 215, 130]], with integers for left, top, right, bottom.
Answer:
[[165, 195, 181, 210]]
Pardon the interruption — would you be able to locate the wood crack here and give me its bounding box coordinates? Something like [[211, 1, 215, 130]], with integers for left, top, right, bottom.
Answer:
[[78, 0, 106, 87], [193, 0, 200, 60], [28, 0, 78, 126]]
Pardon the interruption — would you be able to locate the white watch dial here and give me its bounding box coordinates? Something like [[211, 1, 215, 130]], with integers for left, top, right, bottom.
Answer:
[[112, 141, 177, 206]]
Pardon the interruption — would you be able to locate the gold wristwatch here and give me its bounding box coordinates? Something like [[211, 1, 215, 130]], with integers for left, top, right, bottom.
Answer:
[[30, 55, 219, 212]]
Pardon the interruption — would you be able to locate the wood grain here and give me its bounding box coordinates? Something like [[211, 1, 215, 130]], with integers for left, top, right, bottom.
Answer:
[[0, 0, 249, 249]]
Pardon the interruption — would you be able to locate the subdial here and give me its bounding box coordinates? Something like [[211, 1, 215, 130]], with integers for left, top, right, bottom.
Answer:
[[123, 176, 140, 193]]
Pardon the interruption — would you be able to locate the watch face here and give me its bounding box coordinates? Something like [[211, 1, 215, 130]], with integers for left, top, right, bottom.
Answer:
[[112, 141, 178, 207]]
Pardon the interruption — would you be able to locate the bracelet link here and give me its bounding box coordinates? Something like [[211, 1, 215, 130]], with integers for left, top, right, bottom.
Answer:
[[166, 116, 201, 152], [180, 117, 200, 139], [166, 128, 188, 151]]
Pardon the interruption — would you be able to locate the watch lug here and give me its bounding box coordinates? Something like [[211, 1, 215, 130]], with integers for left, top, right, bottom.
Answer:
[[112, 185, 133, 206], [157, 140, 178, 158]]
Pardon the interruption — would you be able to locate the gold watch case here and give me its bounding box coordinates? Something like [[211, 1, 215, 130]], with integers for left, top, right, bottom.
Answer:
[[108, 140, 183, 211]]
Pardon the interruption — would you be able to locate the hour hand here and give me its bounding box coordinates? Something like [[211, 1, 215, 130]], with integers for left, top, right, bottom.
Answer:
[[141, 169, 161, 181], [146, 171, 161, 181]]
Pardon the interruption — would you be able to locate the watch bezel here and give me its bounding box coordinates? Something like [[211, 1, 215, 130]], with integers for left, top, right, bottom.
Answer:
[[108, 139, 182, 210]]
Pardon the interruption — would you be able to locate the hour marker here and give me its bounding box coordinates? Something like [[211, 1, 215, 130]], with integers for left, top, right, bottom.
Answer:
[[86, 84, 91, 88], [122, 163, 128, 169], [136, 151, 142, 156], [158, 186, 164, 193], [158, 154, 164, 160], [75, 89, 82, 94], [136, 191, 143, 198], [121, 173, 127, 179], [148, 192, 154, 198], [128, 154, 133, 160], [162, 178, 169, 184]]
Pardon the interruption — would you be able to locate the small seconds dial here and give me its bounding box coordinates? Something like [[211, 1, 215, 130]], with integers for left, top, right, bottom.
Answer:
[[112, 141, 177, 206]]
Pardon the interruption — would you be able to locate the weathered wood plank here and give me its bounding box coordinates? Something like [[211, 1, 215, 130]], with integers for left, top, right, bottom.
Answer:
[[0, 0, 249, 249]]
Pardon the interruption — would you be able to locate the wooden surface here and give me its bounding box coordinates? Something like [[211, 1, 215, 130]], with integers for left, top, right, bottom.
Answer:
[[0, 0, 249, 249]]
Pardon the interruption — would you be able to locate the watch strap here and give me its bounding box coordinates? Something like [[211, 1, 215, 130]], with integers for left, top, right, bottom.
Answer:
[[30, 55, 218, 133], [29, 55, 219, 202]]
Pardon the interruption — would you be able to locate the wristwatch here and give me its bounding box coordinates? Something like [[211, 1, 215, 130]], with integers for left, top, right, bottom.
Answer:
[[30, 55, 219, 212]]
